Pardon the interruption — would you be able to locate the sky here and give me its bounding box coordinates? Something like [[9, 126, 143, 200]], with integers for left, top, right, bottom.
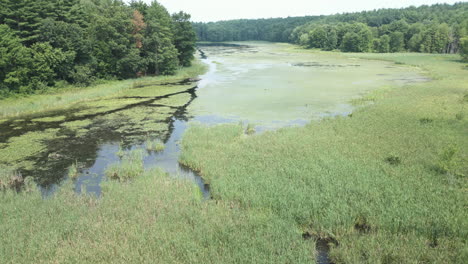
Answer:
[[145, 0, 464, 22]]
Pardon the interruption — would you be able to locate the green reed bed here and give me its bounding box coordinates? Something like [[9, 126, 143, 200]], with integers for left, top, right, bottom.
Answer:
[[67, 161, 79, 180], [0, 168, 314, 263], [146, 138, 165, 152], [180, 53, 468, 263], [105, 149, 147, 181]]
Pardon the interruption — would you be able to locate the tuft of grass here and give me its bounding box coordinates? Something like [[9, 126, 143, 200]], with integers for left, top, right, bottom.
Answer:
[[116, 142, 126, 158], [105, 149, 146, 181], [68, 161, 79, 180], [145, 138, 165, 152], [419, 117, 433, 124], [0, 165, 23, 191], [433, 145, 465, 178], [385, 155, 401, 165], [245, 123, 256, 135], [0, 169, 314, 263]]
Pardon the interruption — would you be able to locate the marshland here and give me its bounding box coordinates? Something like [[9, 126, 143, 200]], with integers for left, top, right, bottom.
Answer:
[[1, 1, 467, 263]]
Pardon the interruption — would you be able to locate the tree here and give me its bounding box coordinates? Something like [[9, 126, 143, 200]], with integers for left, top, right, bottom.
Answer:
[[143, 1, 179, 75], [299, 33, 310, 47], [0, 24, 32, 94], [131, 10, 146, 49], [38, 19, 91, 81], [323, 27, 338, 50], [87, 0, 138, 78], [459, 37, 468, 61], [408, 33, 423, 52], [0, 25, 66, 94], [373, 34, 390, 53], [309, 26, 327, 49], [390, 31, 405, 52], [0, 0, 196, 96], [172, 12, 197, 67], [340, 23, 372, 52], [341, 32, 361, 52]]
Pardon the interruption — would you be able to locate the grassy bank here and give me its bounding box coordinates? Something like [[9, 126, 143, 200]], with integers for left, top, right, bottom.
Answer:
[[180, 53, 468, 263], [0, 61, 206, 119]]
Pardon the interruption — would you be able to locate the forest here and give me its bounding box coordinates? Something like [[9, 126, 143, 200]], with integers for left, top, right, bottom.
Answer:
[[194, 3, 468, 55], [0, 0, 196, 97], [193, 16, 321, 42]]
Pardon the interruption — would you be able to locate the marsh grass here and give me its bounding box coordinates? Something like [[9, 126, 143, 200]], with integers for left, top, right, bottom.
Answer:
[[105, 149, 146, 181], [245, 123, 256, 135], [180, 53, 468, 262], [145, 138, 165, 152], [68, 161, 79, 180], [0, 165, 23, 191], [116, 142, 126, 158], [433, 145, 465, 178], [0, 169, 314, 263], [384, 155, 401, 165]]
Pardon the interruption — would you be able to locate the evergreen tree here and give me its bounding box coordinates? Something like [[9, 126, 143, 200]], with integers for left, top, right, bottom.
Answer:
[[172, 12, 197, 67], [143, 1, 179, 75]]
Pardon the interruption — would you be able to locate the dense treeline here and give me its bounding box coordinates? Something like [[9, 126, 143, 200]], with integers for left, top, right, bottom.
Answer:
[[0, 0, 196, 96], [195, 3, 468, 58], [291, 3, 468, 54], [193, 16, 321, 42]]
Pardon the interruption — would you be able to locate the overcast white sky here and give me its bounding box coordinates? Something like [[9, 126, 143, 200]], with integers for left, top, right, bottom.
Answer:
[[143, 0, 464, 22]]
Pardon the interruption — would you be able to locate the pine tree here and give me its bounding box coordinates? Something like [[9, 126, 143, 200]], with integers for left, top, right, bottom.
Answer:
[[172, 12, 196, 67]]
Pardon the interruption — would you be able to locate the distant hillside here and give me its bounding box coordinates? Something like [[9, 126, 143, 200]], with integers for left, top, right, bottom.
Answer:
[[193, 16, 321, 42], [194, 2, 468, 55]]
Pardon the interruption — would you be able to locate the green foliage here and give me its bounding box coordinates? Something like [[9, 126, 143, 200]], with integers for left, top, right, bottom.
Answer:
[[194, 16, 319, 42], [0, 165, 23, 191], [460, 37, 468, 61], [389, 31, 405, 52], [0, 169, 314, 263], [142, 1, 179, 75], [339, 23, 372, 52], [105, 149, 146, 181], [194, 3, 467, 55], [146, 138, 165, 152], [68, 161, 79, 179], [0, 0, 197, 97], [434, 146, 465, 178], [375, 34, 390, 52], [172, 12, 197, 67]]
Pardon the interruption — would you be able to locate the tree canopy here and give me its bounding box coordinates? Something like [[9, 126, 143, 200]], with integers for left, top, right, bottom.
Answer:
[[195, 3, 468, 56], [0, 0, 197, 96]]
